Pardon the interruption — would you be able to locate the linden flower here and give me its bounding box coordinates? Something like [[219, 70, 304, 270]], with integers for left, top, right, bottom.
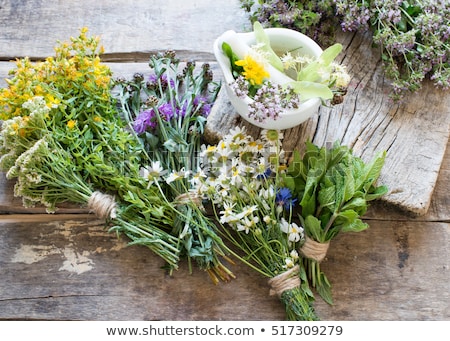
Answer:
[[280, 52, 297, 70], [332, 63, 351, 88], [235, 54, 270, 86]]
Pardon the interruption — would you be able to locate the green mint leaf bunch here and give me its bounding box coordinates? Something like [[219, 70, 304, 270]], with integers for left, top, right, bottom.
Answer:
[[284, 141, 388, 303]]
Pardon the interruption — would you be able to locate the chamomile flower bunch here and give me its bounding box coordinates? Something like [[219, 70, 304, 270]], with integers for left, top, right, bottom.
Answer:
[[196, 127, 318, 321]]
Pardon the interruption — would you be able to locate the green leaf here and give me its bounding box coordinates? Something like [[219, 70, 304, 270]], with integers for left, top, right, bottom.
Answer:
[[300, 170, 321, 217], [318, 185, 336, 211], [332, 168, 346, 212], [361, 151, 386, 192], [304, 215, 323, 242], [288, 81, 333, 101], [365, 185, 389, 201], [319, 43, 342, 66], [297, 61, 321, 82], [221, 41, 234, 61], [343, 166, 356, 202], [341, 197, 367, 214], [341, 217, 368, 233], [315, 273, 333, 305], [336, 209, 358, 223], [221, 42, 243, 77], [282, 175, 296, 193], [253, 21, 284, 71]]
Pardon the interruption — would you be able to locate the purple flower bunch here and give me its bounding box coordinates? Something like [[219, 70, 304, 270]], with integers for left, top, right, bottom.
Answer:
[[229, 75, 301, 122], [335, 0, 450, 98], [240, 0, 338, 46], [240, 0, 450, 99], [133, 73, 212, 134]]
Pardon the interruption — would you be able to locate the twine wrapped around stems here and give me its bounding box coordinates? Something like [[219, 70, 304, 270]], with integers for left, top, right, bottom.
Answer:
[[87, 191, 117, 220], [268, 264, 301, 298], [300, 236, 330, 262], [174, 192, 204, 209]]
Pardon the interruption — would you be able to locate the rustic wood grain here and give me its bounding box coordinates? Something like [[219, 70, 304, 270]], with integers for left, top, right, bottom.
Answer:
[[205, 30, 450, 216], [0, 215, 287, 320], [0, 0, 250, 61], [366, 138, 449, 223], [0, 215, 448, 320]]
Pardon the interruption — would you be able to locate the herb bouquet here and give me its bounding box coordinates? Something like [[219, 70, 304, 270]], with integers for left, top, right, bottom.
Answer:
[[114, 51, 235, 283], [0, 28, 183, 269], [283, 141, 388, 304], [196, 127, 318, 321], [0, 97, 181, 269]]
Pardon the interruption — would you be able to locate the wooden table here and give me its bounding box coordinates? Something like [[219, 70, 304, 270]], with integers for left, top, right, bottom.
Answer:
[[0, 0, 449, 321]]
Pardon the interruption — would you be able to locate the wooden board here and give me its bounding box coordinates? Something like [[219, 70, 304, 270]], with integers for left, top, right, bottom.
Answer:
[[0, 214, 448, 320], [0, 0, 250, 62], [205, 30, 450, 216]]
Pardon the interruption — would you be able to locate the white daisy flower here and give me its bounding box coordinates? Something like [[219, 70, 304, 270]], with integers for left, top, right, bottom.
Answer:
[[280, 218, 304, 243], [140, 160, 166, 185], [165, 169, 185, 184]]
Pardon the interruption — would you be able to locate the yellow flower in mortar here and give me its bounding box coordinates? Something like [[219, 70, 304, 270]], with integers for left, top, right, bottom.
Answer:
[[235, 54, 269, 86]]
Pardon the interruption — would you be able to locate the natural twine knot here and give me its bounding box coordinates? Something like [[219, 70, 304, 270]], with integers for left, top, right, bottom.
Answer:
[[300, 236, 330, 262], [87, 191, 117, 220], [174, 192, 203, 208], [268, 264, 301, 298]]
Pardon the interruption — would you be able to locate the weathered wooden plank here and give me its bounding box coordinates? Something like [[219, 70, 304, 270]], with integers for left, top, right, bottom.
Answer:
[[316, 219, 450, 320], [0, 215, 448, 320], [0, 0, 448, 323], [205, 30, 450, 216], [366, 138, 450, 223], [0, 0, 250, 61], [0, 215, 286, 320]]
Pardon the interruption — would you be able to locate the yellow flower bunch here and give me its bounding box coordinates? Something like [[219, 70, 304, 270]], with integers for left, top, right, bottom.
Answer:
[[235, 54, 270, 86], [0, 27, 112, 121]]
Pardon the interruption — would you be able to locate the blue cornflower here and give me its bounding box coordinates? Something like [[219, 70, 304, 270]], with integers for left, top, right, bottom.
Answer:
[[256, 167, 272, 180], [275, 187, 297, 210]]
